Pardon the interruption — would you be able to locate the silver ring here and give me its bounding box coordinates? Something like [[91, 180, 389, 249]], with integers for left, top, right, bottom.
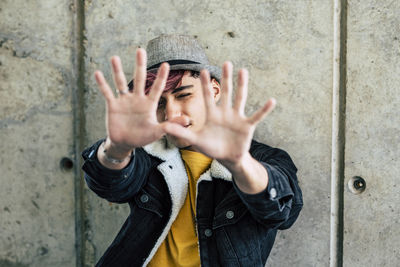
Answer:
[[118, 89, 129, 95]]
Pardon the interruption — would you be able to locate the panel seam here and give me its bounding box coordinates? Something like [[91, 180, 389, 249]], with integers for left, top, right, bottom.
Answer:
[[72, 0, 87, 266], [331, 0, 347, 266]]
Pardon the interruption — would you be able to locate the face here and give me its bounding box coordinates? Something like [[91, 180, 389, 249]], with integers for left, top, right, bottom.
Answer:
[[156, 71, 220, 149]]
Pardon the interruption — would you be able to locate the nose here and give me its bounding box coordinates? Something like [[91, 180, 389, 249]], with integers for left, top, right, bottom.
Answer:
[[164, 101, 181, 121]]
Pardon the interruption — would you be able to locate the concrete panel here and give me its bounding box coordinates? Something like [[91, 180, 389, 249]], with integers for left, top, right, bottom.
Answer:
[[344, 0, 400, 266], [2, 0, 399, 266], [0, 0, 76, 266], [84, 1, 332, 266]]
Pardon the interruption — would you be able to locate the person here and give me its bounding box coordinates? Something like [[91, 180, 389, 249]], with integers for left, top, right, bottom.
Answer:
[[82, 34, 303, 267]]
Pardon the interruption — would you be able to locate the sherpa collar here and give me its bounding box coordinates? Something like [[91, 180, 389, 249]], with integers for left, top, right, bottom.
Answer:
[[141, 138, 232, 266], [143, 137, 232, 182]]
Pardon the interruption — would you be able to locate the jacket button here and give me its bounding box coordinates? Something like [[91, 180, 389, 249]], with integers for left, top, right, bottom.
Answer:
[[140, 194, 149, 203], [226, 210, 234, 219], [204, 229, 212, 237], [270, 188, 277, 199]]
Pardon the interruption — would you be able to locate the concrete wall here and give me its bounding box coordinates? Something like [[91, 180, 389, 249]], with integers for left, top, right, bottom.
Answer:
[[344, 0, 400, 266], [0, 0, 398, 266], [84, 1, 333, 266], [0, 1, 76, 266]]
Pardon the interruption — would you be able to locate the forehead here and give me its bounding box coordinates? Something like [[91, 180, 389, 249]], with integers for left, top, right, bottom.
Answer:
[[180, 72, 200, 86]]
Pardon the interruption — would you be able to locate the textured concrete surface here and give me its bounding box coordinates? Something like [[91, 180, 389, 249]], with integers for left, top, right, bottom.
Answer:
[[1, 0, 399, 266], [0, 0, 76, 266], [84, 1, 332, 266], [344, 0, 400, 266]]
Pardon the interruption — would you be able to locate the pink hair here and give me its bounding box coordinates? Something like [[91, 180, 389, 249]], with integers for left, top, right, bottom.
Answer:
[[128, 70, 186, 94]]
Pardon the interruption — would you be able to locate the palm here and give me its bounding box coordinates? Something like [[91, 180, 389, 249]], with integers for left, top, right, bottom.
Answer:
[[106, 96, 160, 147], [164, 63, 276, 166], [95, 50, 170, 149], [193, 112, 254, 161]]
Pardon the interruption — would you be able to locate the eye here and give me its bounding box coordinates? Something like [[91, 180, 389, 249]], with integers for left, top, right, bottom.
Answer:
[[177, 93, 191, 99]]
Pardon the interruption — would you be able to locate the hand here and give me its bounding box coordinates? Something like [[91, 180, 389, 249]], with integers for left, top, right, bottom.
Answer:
[[94, 49, 170, 153], [163, 62, 276, 170]]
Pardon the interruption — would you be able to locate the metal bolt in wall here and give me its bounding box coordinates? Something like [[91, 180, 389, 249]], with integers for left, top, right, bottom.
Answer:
[[347, 176, 366, 194]]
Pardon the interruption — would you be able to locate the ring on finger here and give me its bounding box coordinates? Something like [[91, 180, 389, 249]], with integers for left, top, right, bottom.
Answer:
[[118, 89, 129, 95]]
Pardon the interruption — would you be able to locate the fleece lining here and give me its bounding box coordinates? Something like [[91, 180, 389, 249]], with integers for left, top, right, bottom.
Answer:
[[142, 138, 232, 266]]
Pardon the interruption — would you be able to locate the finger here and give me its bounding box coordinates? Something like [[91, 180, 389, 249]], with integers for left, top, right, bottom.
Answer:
[[248, 98, 277, 124], [111, 56, 129, 94], [94, 71, 115, 103], [148, 63, 170, 101], [151, 124, 168, 141], [233, 69, 248, 116], [220, 61, 233, 108], [200, 70, 216, 114], [168, 115, 190, 127], [162, 122, 197, 144], [133, 48, 147, 96]]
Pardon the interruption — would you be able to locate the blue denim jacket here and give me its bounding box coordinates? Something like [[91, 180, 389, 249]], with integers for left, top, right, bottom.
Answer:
[[82, 139, 303, 266]]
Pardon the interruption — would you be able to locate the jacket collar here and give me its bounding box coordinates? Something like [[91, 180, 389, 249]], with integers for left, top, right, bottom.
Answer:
[[143, 137, 232, 182], [142, 138, 232, 266]]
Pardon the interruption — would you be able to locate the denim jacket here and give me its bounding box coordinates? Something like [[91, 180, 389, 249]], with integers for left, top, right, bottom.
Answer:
[[82, 138, 303, 267]]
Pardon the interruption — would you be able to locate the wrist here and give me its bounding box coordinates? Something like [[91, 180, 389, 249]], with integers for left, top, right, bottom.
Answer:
[[220, 152, 252, 174], [103, 137, 134, 158], [222, 152, 269, 194], [101, 140, 134, 164], [97, 138, 135, 168]]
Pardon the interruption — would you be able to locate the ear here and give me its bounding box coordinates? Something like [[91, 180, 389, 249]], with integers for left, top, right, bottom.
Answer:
[[211, 78, 221, 102]]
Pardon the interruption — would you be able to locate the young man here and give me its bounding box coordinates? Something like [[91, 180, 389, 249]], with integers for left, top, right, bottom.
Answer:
[[82, 34, 303, 266]]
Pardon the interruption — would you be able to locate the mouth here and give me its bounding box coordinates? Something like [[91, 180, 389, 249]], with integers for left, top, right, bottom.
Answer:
[[184, 123, 192, 128]]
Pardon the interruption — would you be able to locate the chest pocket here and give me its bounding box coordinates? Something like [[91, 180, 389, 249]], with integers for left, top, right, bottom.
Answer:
[[134, 185, 166, 218], [212, 192, 259, 261], [212, 196, 248, 229]]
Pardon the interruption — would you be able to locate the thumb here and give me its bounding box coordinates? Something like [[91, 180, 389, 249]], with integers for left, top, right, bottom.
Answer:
[[168, 115, 191, 127], [161, 121, 196, 144]]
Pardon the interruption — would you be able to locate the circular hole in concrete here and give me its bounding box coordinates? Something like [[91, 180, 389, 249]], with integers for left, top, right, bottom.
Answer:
[[60, 157, 74, 171], [348, 176, 366, 194]]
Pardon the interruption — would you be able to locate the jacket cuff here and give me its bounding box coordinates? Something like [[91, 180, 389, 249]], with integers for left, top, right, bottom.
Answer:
[[81, 139, 135, 185], [232, 162, 294, 212]]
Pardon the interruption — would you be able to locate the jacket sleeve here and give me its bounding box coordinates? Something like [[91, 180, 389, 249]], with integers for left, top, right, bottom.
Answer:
[[81, 139, 152, 203], [232, 140, 303, 230]]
